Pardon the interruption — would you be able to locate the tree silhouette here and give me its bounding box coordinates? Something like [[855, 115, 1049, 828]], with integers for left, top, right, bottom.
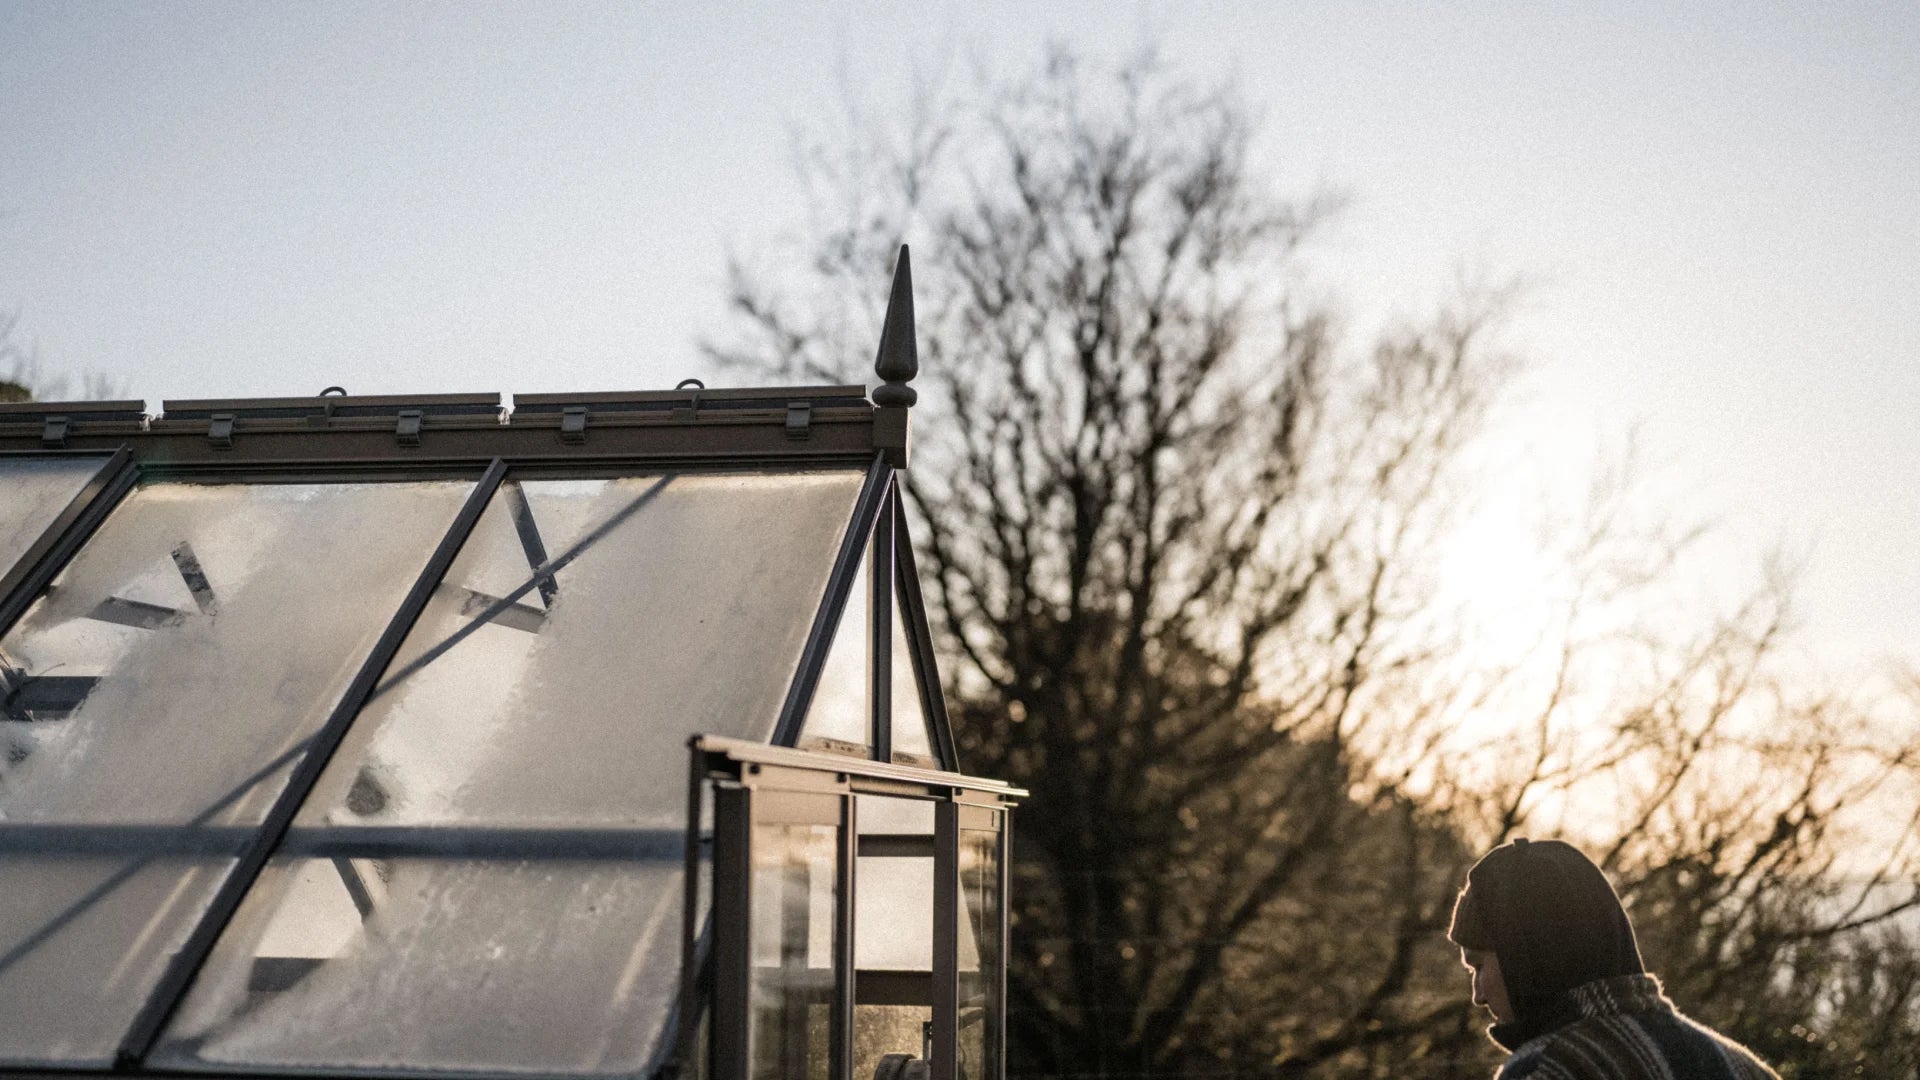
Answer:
[[714, 47, 1920, 1080]]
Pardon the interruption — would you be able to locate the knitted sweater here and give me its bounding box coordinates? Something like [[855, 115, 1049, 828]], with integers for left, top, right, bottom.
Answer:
[[1496, 975, 1779, 1080]]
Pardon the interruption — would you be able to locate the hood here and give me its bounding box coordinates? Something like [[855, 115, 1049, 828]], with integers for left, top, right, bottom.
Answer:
[[1448, 838, 1645, 1044]]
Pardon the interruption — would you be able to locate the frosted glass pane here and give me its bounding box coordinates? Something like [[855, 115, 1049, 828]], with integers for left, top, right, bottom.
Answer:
[[859, 796, 934, 837], [0, 481, 472, 824], [856, 796, 933, 973], [153, 470, 861, 1075], [0, 479, 471, 1066], [154, 858, 685, 1075], [799, 558, 869, 756], [856, 856, 931, 972], [0, 856, 232, 1066], [0, 456, 105, 582], [295, 470, 865, 830], [889, 569, 937, 766]]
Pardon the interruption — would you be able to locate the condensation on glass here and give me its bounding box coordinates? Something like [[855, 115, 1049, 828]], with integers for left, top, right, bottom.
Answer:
[[0, 455, 106, 581], [0, 479, 473, 1066], [154, 469, 866, 1075], [155, 857, 687, 1074]]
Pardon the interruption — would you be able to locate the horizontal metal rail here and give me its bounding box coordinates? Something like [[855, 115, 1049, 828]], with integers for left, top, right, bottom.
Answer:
[[0, 824, 698, 861]]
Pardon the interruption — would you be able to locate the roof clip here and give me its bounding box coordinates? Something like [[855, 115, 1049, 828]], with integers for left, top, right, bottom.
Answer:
[[41, 415, 69, 449], [786, 401, 812, 439], [396, 409, 424, 447], [560, 405, 588, 445], [208, 413, 236, 450]]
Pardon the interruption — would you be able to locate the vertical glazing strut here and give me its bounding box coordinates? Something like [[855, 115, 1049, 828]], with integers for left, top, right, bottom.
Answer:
[[832, 793, 857, 1080], [932, 800, 960, 1080], [870, 483, 895, 762], [115, 458, 511, 1064]]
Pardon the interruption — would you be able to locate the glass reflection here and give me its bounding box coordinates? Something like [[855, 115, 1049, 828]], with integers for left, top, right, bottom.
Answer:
[[958, 829, 1002, 1080], [749, 823, 837, 1080]]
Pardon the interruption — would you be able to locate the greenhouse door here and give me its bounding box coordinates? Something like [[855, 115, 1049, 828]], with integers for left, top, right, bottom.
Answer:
[[689, 738, 1017, 1080]]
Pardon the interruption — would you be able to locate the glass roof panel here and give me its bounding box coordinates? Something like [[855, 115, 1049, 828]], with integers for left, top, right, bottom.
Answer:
[[293, 469, 866, 829], [158, 468, 863, 1075], [0, 478, 473, 1065], [152, 857, 687, 1075], [0, 456, 107, 582], [889, 565, 937, 767], [799, 555, 870, 756], [0, 856, 232, 1067]]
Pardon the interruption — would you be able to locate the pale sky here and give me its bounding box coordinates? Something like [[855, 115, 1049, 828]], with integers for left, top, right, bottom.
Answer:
[[1, 2, 1915, 668]]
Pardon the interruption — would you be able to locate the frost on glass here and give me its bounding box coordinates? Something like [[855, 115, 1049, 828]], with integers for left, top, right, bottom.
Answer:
[[889, 567, 938, 766], [0, 456, 106, 582], [297, 470, 865, 828], [155, 857, 686, 1075], [158, 470, 863, 1075], [799, 557, 869, 757], [0, 479, 470, 1066]]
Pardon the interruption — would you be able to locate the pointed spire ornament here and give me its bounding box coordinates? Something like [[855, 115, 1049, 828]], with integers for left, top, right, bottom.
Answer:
[[871, 245, 918, 408]]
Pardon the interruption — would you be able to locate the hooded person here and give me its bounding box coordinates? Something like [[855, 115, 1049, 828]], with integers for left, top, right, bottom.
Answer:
[[1448, 838, 1780, 1079]]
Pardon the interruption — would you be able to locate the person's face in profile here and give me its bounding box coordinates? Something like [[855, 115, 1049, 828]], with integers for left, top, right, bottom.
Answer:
[[1461, 947, 1513, 1022]]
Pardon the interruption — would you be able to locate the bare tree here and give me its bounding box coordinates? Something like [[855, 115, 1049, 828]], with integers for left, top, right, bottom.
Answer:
[[713, 46, 1920, 1080]]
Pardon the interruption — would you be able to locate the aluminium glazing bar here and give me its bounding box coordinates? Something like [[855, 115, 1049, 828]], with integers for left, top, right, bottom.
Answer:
[[0, 447, 136, 637], [772, 455, 893, 748], [672, 744, 710, 1073], [273, 825, 688, 859], [997, 815, 1011, 1079], [931, 800, 960, 1080], [114, 458, 511, 1065], [832, 793, 856, 1080], [870, 484, 895, 762], [709, 786, 753, 1080]]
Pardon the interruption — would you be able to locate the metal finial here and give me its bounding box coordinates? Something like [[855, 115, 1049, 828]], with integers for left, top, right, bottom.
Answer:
[[871, 245, 918, 408]]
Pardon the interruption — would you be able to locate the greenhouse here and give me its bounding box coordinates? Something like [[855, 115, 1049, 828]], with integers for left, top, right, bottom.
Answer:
[[0, 253, 1020, 1080]]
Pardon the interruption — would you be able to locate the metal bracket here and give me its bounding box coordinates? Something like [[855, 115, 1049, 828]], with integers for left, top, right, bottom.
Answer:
[[208, 414, 236, 450], [786, 402, 812, 439], [560, 405, 588, 445], [395, 410, 424, 447], [40, 415, 69, 449], [673, 391, 702, 424]]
